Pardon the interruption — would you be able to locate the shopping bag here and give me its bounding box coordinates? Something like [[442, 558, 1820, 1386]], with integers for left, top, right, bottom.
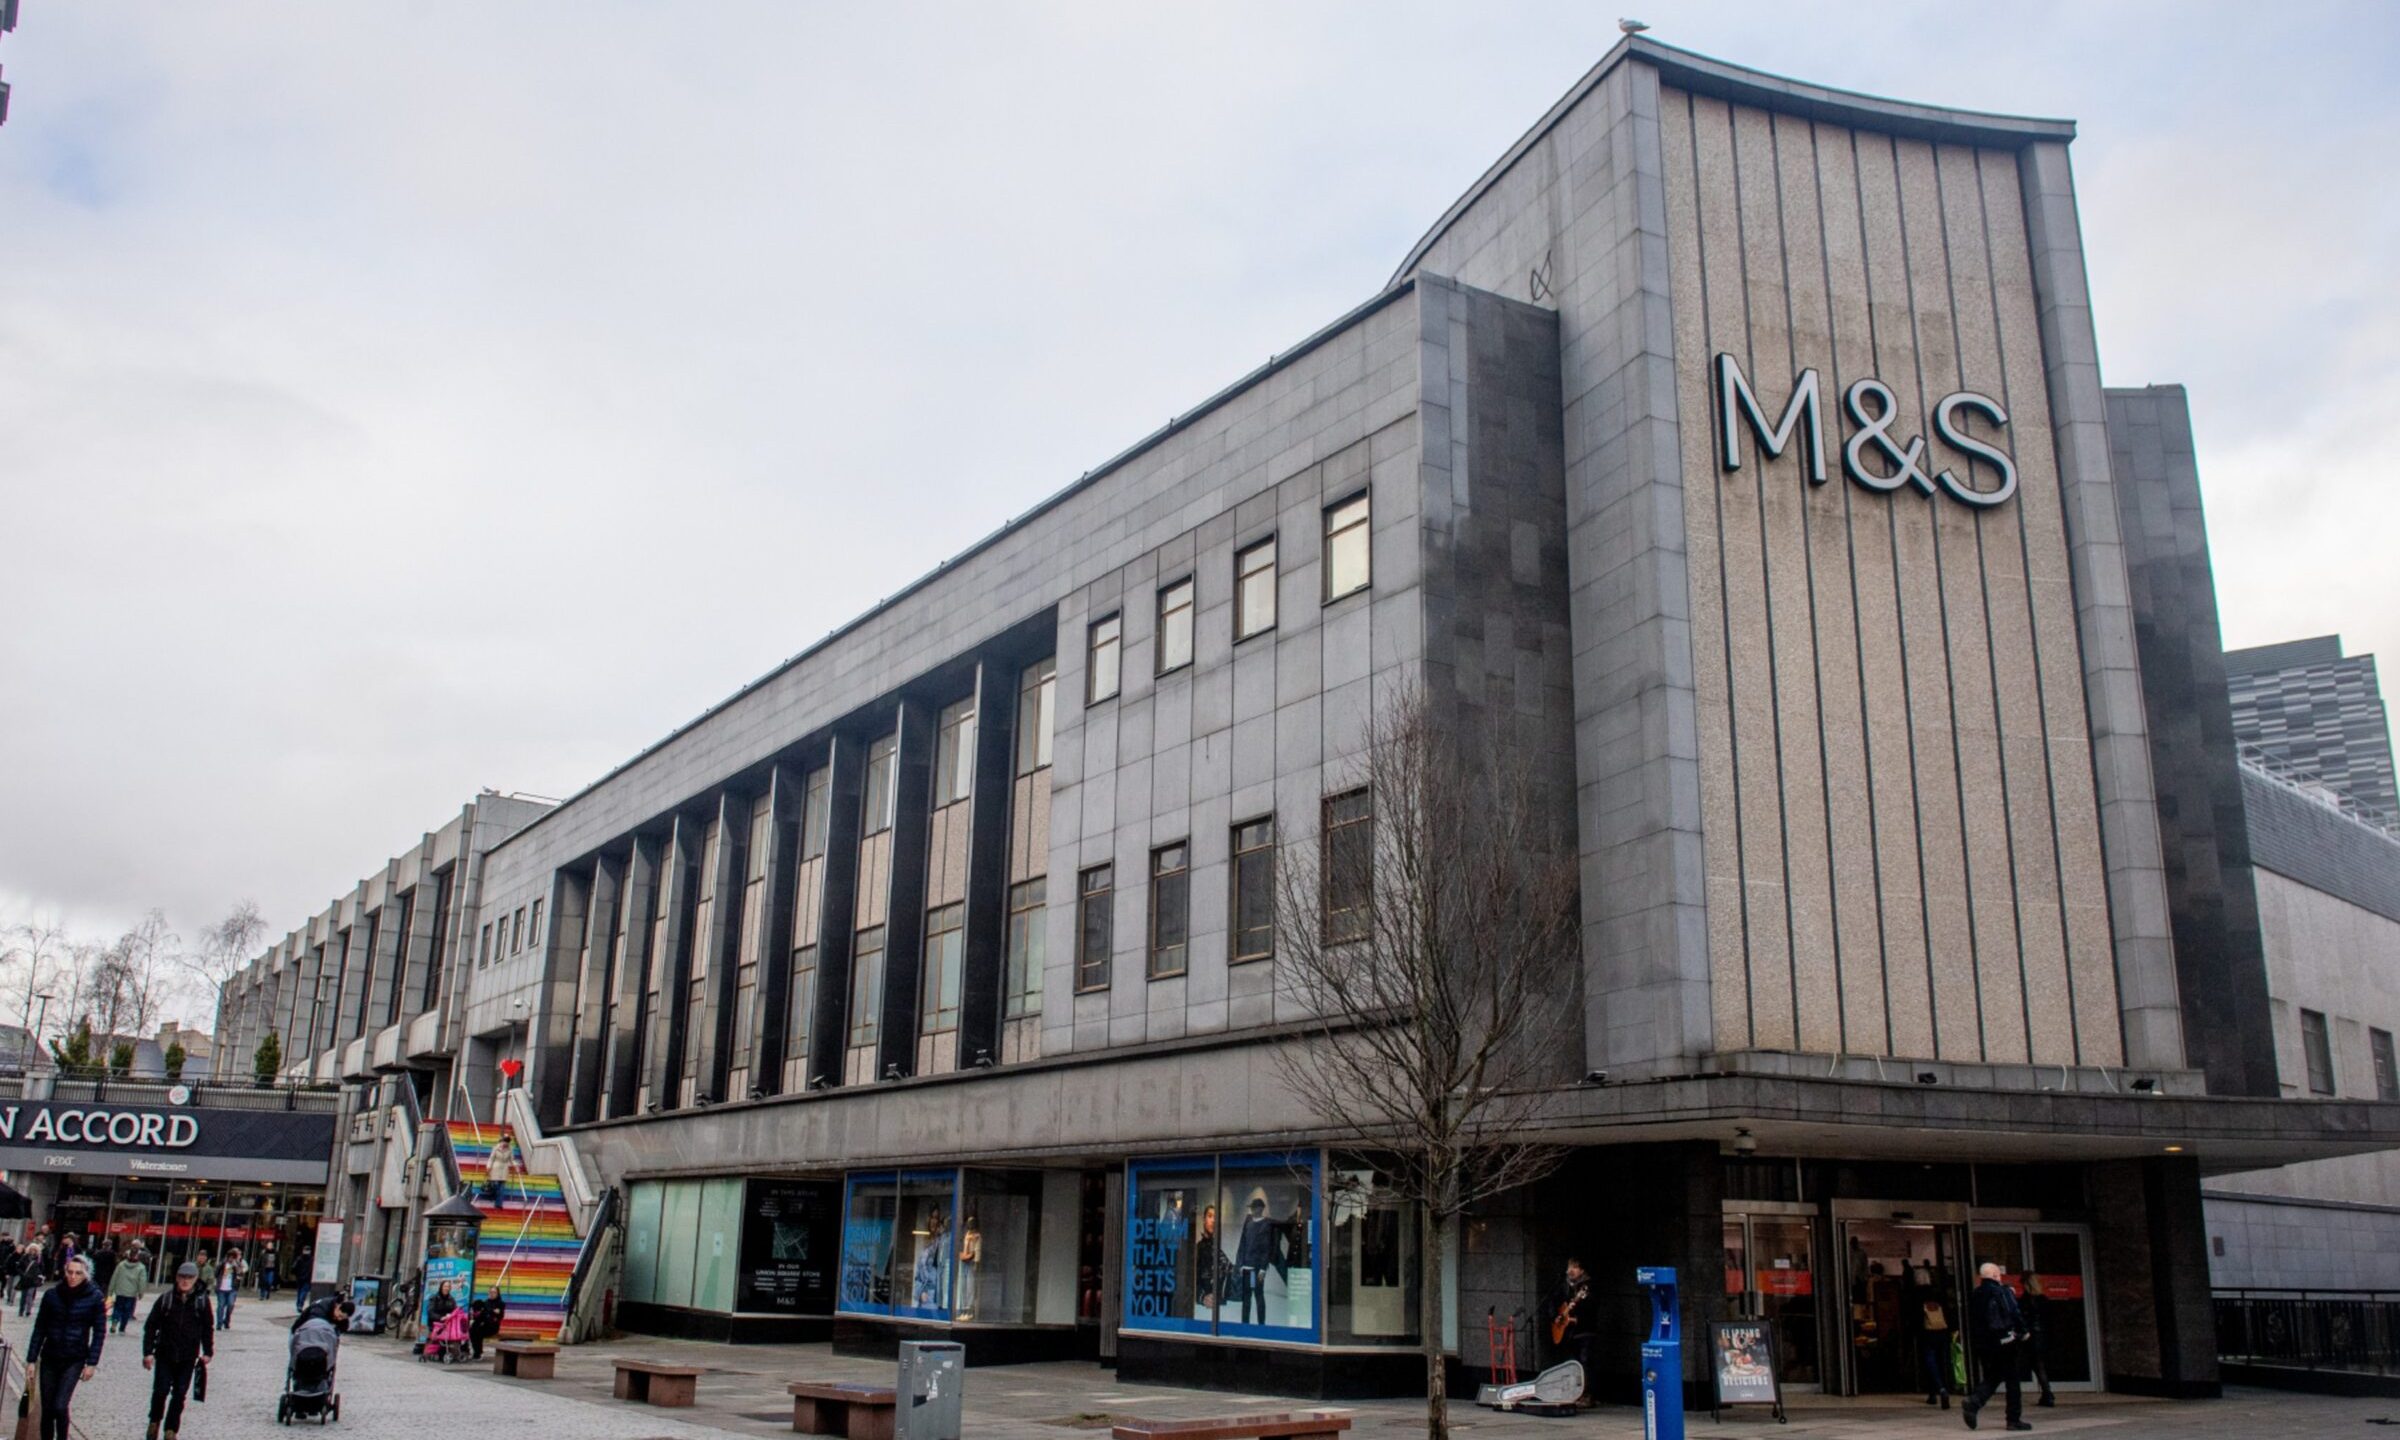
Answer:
[[192, 1357, 207, 1404], [13, 1361, 41, 1440], [1948, 1334, 1967, 1392]]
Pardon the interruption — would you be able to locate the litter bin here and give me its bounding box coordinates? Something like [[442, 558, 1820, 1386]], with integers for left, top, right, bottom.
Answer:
[[896, 1340, 964, 1440]]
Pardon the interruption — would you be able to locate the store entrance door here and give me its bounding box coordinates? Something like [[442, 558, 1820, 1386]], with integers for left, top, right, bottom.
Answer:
[[1836, 1217, 1969, 1396], [1722, 1207, 1821, 1392], [1969, 1222, 2101, 1390]]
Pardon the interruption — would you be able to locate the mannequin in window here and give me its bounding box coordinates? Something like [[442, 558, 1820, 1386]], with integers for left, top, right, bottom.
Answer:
[[1233, 1195, 1283, 1325], [956, 1214, 982, 1320]]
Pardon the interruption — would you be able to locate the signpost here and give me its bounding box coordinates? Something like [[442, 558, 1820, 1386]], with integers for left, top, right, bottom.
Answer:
[[1710, 1320, 1786, 1425]]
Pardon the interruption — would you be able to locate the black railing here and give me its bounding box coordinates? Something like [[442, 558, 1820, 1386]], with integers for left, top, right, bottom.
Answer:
[[560, 1185, 619, 1343], [2217, 1288, 2400, 1376]]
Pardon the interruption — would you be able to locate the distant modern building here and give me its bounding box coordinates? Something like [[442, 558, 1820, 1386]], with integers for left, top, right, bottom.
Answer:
[[2225, 636, 2398, 830], [0, 0, 19, 129], [217, 38, 2400, 1404]]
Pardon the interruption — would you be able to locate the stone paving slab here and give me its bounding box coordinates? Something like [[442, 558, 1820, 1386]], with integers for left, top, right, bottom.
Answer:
[[3, 1303, 2393, 1440]]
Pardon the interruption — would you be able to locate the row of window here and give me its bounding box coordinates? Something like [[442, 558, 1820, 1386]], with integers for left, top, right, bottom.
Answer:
[[478, 897, 545, 970], [1069, 788, 1372, 992], [1086, 490, 1371, 705], [2299, 1007, 2400, 1100]]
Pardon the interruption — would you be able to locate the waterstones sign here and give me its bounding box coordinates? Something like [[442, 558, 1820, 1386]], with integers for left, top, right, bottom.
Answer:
[[0, 1099, 334, 1184], [1714, 353, 2018, 509]]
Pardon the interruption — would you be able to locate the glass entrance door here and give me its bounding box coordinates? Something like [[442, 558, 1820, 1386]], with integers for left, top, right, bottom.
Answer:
[[1838, 1219, 1968, 1396], [1722, 1213, 1820, 1390], [1968, 1223, 2099, 1389]]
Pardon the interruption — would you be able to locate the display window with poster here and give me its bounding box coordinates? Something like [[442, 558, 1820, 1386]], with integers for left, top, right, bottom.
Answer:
[[1125, 1150, 1318, 1345], [838, 1170, 957, 1320]]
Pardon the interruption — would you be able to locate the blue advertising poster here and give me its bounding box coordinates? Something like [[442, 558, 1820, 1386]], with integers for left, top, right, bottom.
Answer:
[[839, 1213, 893, 1313], [423, 1252, 475, 1324]]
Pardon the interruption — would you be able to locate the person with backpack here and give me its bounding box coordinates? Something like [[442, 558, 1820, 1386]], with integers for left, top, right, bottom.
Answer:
[[142, 1262, 215, 1440]]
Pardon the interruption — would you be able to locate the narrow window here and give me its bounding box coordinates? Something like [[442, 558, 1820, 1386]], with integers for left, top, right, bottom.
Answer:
[[1016, 658, 1057, 776], [787, 943, 819, 1076], [1076, 865, 1114, 992], [1324, 492, 1371, 601], [1235, 538, 1278, 640], [528, 898, 544, 952], [479, 923, 494, 969], [802, 766, 832, 859], [849, 926, 887, 1049], [733, 795, 771, 1076], [2373, 1028, 2398, 1102], [1004, 878, 1046, 1019], [511, 907, 527, 956], [1148, 842, 1190, 979], [919, 904, 965, 1037], [862, 734, 898, 836], [1323, 788, 1373, 943], [1230, 817, 1276, 962], [2301, 1008, 2336, 1095], [933, 696, 977, 808], [1088, 614, 1122, 704], [1157, 579, 1195, 675]]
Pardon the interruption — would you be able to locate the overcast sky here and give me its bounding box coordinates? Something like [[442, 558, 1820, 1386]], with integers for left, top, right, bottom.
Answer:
[[3, 2, 2394, 981]]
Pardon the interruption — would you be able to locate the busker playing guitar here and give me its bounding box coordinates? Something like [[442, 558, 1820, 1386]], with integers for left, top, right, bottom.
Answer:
[[1546, 1257, 1597, 1407]]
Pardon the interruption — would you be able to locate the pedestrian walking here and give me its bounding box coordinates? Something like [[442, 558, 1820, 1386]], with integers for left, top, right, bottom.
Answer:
[[142, 1262, 215, 1440], [2021, 1274, 2057, 1409], [213, 1248, 242, 1329], [26, 1252, 106, 1440], [93, 1239, 119, 1292], [16, 1242, 45, 1316], [1962, 1260, 2031, 1432], [257, 1250, 277, 1301], [292, 1244, 314, 1313], [107, 1244, 152, 1333], [481, 1131, 516, 1202], [1544, 1257, 1598, 1407]]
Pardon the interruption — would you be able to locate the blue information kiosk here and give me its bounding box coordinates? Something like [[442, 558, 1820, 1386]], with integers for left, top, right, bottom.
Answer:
[[1637, 1267, 1683, 1440]]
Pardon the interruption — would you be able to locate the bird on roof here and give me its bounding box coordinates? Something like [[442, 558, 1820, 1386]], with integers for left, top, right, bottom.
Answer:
[[1620, 18, 1650, 34]]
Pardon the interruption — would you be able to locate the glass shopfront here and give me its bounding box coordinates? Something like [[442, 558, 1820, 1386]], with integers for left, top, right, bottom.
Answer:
[[836, 1167, 1081, 1327], [623, 1176, 839, 1318], [1125, 1150, 1320, 1345], [48, 1177, 324, 1281]]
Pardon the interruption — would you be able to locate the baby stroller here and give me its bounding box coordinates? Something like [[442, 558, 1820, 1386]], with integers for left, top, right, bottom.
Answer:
[[279, 1310, 343, 1424], [419, 1304, 472, 1365]]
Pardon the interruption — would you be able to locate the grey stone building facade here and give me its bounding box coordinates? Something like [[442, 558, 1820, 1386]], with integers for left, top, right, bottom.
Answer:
[[218, 39, 2400, 1403]]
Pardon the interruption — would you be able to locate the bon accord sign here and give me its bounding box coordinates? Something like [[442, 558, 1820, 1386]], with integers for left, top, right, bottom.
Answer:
[[0, 1099, 334, 1185], [1715, 353, 2017, 509]]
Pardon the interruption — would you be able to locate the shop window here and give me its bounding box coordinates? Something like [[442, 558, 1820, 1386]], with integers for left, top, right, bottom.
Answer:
[[1323, 492, 1371, 602], [1077, 865, 1113, 992], [1016, 658, 1057, 776], [1149, 842, 1189, 979], [1004, 879, 1046, 1020], [840, 1171, 957, 1320], [1158, 578, 1195, 675], [849, 927, 887, 1051], [1325, 1161, 1416, 1344], [1230, 817, 1275, 963], [1322, 789, 1373, 943], [1125, 1151, 1318, 1342], [2302, 1008, 2336, 1095], [2375, 1028, 2399, 1102], [920, 904, 965, 1038], [736, 1178, 838, 1316], [1088, 614, 1122, 705], [862, 734, 898, 836], [956, 1169, 1059, 1325], [1235, 538, 1277, 640], [933, 697, 977, 809]]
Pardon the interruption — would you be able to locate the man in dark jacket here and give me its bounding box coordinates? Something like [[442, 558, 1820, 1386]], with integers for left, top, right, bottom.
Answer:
[[1546, 1257, 1598, 1406], [27, 1252, 106, 1440], [142, 1261, 215, 1440], [1962, 1261, 2031, 1432], [467, 1286, 507, 1360]]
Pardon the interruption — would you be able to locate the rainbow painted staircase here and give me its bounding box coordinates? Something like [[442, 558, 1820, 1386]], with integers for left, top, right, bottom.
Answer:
[[444, 1121, 579, 1342]]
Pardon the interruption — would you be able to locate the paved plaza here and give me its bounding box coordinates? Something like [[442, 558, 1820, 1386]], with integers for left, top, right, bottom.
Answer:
[[0, 1305, 2390, 1440]]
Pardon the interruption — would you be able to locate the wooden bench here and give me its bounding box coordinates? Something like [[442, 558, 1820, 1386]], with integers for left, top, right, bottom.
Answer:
[[610, 1357, 704, 1407], [492, 1341, 558, 1380], [787, 1380, 898, 1440], [1110, 1414, 1353, 1440]]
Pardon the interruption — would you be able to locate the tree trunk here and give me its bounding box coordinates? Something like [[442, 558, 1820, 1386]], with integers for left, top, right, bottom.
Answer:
[[1421, 1200, 1447, 1440]]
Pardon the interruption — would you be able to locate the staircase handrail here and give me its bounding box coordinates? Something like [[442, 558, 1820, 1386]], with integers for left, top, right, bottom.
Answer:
[[496, 1084, 601, 1229], [560, 1185, 620, 1346]]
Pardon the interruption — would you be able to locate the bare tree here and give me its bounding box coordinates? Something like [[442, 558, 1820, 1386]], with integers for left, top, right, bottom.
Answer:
[[1267, 684, 1584, 1440], [0, 918, 74, 1070], [76, 910, 180, 1045], [185, 899, 268, 1035]]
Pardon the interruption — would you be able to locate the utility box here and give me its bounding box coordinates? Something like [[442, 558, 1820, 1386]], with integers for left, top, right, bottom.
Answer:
[[896, 1340, 964, 1440]]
